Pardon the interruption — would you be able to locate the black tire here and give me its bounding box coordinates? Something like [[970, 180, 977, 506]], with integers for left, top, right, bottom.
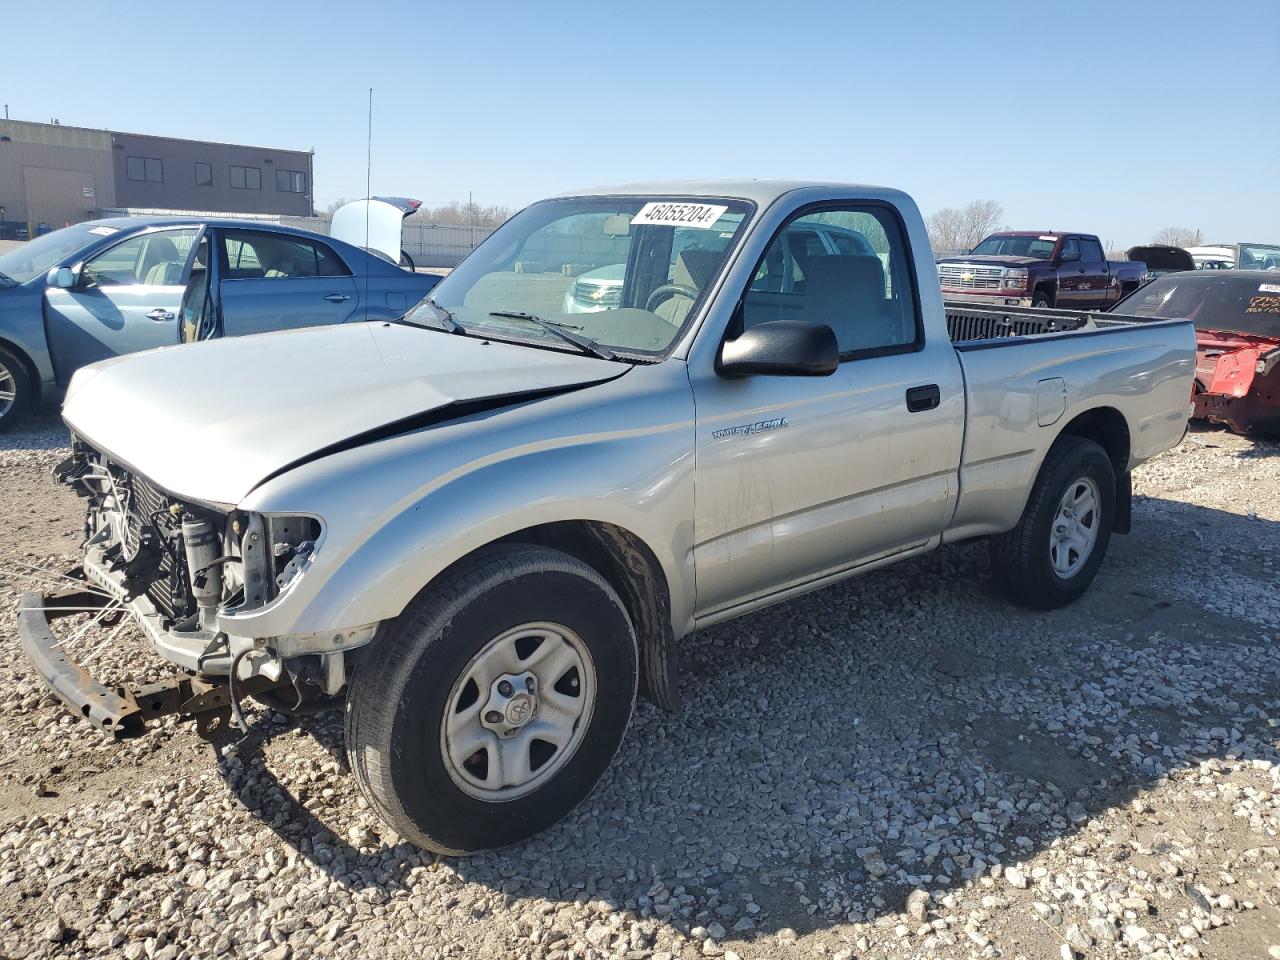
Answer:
[[1032, 289, 1055, 309], [345, 544, 638, 855], [0, 344, 33, 431], [989, 436, 1115, 610]]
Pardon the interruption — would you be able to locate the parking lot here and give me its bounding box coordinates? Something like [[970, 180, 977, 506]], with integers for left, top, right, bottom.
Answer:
[[0, 412, 1274, 959]]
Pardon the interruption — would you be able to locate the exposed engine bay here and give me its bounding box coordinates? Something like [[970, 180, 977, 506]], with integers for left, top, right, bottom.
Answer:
[[47, 438, 369, 727]]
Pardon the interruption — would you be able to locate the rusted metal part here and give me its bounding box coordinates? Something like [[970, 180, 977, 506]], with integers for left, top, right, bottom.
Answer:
[[18, 588, 145, 736], [18, 585, 287, 740]]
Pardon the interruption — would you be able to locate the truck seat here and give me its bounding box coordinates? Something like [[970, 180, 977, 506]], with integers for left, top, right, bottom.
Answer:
[[801, 255, 893, 352], [655, 250, 723, 326]]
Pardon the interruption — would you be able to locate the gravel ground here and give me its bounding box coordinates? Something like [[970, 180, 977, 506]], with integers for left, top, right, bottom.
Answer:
[[0, 412, 1277, 960]]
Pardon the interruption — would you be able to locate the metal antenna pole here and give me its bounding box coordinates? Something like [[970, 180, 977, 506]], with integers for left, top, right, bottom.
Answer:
[[364, 87, 373, 320]]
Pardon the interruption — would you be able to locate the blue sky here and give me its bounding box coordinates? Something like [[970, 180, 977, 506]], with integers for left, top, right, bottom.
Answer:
[[4, 0, 1276, 248]]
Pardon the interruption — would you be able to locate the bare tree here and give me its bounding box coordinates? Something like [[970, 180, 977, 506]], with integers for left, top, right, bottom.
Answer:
[[318, 197, 353, 219], [1151, 226, 1202, 248], [927, 200, 1004, 255], [408, 201, 513, 229]]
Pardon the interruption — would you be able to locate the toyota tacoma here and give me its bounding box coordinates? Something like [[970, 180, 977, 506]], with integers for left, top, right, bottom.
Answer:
[[20, 180, 1195, 854]]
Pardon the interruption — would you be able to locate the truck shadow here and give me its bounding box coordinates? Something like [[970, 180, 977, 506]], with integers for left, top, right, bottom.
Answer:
[[215, 493, 1279, 945]]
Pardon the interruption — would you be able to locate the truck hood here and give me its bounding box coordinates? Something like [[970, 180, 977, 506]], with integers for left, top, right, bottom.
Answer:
[[62, 322, 626, 505], [936, 255, 1045, 268]]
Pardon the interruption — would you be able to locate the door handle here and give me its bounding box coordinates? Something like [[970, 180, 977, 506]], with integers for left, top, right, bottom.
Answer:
[[905, 384, 940, 412], [146, 308, 175, 322], [324, 293, 352, 303]]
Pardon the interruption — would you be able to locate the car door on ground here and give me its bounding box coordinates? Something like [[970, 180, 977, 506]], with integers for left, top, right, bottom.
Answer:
[[43, 226, 200, 380], [690, 204, 965, 618], [215, 229, 360, 337]]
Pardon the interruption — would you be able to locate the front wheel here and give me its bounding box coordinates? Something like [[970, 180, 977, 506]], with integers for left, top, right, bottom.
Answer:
[[1032, 290, 1055, 308], [0, 345, 33, 431], [345, 544, 638, 854], [989, 436, 1116, 609]]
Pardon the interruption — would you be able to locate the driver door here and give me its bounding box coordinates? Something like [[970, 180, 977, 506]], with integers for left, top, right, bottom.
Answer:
[[1053, 237, 1087, 308], [44, 226, 202, 381], [690, 203, 965, 618]]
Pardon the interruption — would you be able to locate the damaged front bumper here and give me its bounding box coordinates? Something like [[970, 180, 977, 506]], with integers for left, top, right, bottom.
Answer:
[[22, 442, 383, 737], [78, 539, 375, 683], [17, 573, 286, 738]]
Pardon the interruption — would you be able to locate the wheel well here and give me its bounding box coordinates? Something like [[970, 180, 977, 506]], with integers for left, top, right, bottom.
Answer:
[[1056, 406, 1132, 533], [1032, 282, 1056, 300], [1058, 407, 1130, 473], [0, 337, 41, 403], [485, 520, 679, 710]]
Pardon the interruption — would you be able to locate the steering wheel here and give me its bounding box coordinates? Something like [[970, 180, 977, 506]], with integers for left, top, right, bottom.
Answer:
[[645, 283, 698, 313]]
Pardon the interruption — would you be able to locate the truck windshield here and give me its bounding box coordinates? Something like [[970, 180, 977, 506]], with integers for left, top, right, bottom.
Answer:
[[969, 235, 1057, 259], [0, 222, 106, 284], [406, 196, 753, 358], [1119, 274, 1280, 339]]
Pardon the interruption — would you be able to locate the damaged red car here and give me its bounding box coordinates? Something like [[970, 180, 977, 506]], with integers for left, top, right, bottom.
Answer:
[[1114, 271, 1280, 436]]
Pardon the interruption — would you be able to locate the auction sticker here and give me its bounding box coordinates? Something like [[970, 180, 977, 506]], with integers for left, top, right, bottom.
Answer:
[[1246, 296, 1280, 314], [632, 202, 728, 229], [87, 226, 118, 236], [1259, 283, 1280, 294]]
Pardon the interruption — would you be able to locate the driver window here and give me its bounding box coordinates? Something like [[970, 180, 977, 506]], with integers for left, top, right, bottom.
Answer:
[[742, 206, 918, 356], [80, 228, 199, 288], [1059, 238, 1081, 262]]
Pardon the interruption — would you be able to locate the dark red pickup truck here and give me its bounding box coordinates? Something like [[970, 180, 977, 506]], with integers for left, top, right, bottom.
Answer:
[[937, 231, 1146, 310]]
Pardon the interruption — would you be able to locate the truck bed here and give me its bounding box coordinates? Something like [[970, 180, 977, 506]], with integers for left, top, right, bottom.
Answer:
[[944, 300, 1167, 344]]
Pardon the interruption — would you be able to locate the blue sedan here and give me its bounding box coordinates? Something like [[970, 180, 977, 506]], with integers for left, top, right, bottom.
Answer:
[[0, 217, 440, 428]]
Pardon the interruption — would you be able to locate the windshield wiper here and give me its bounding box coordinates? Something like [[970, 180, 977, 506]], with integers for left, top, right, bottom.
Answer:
[[488, 311, 616, 360], [407, 296, 465, 334]]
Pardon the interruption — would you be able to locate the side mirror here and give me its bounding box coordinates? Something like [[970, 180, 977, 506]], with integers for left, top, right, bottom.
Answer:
[[47, 266, 77, 289], [718, 320, 839, 377]]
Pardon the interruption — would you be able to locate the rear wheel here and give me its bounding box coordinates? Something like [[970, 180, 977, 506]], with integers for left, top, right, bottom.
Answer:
[[0, 345, 33, 431], [345, 544, 638, 854], [990, 436, 1115, 609]]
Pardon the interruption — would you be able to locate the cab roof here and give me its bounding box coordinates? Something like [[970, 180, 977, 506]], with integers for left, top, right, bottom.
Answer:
[[554, 178, 908, 208]]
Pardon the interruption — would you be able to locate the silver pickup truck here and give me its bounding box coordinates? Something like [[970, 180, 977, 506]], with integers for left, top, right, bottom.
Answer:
[[20, 180, 1196, 855]]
